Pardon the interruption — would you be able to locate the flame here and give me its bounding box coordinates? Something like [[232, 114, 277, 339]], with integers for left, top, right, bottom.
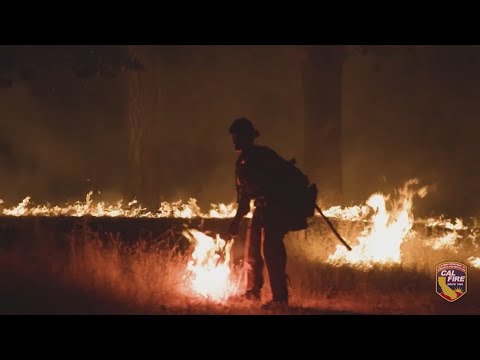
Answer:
[[182, 229, 237, 301], [3, 196, 32, 216], [427, 232, 461, 252], [1, 181, 476, 271], [157, 198, 202, 218], [208, 203, 238, 218], [469, 257, 480, 269], [322, 205, 371, 222], [424, 217, 467, 231], [424, 217, 473, 253], [0, 192, 244, 219], [327, 179, 428, 268]]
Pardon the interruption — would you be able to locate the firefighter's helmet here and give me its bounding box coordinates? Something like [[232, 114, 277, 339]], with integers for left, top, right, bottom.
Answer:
[[229, 117, 260, 138]]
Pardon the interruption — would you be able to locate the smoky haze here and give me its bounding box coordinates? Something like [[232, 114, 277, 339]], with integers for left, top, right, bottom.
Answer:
[[342, 45, 480, 218], [0, 45, 129, 205], [153, 45, 305, 208], [0, 45, 305, 210], [0, 45, 479, 218]]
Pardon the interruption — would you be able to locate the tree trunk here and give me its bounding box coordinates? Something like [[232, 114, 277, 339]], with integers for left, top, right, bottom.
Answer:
[[301, 45, 344, 206], [127, 45, 158, 206]]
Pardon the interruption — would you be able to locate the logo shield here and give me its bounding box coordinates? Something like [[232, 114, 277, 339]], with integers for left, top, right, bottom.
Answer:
[[436, 261, 467, 302]]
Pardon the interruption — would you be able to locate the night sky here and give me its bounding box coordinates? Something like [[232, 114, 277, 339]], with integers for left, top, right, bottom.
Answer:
[[0, 45, 479, 218]]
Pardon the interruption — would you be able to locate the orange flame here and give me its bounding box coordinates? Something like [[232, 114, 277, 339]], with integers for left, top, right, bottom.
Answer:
[[322, 205, 370, 222], [0, 192, 259, 219], [327, 179, 428, 268], [182, 229, 237, 301], [0, 192, 242, 219], [469, 256, 480, 269], [0, 192, 381, 222], [427, 232, 461, 252], [424, 218, 472, 252], [424, 217, 467, 231]]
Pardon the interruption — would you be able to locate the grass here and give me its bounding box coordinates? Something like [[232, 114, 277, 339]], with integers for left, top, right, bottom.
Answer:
[[0, 218, 478, 315]]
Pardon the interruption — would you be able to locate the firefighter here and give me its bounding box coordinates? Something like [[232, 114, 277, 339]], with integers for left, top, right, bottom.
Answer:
[[226, 117, 291, 309]]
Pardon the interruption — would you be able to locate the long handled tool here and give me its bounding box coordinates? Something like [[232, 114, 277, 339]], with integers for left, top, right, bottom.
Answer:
[[215, 234, 236, 266], [315, 204, 352, 251]]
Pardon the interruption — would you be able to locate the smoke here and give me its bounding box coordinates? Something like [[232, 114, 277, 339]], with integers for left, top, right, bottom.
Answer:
[[341, 45, 480, 218], [148, 45, 305, 210], [0, 45, 129, 205], [0, 45, 305, 209], [2, 45, 480, 218]]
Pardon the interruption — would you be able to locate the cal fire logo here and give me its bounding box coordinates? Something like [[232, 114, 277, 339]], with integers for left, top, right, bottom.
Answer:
[[436, 261, 467, 302]]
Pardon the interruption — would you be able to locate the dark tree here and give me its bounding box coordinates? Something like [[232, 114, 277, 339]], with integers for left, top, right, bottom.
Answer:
[[300, 45, 426, 206]]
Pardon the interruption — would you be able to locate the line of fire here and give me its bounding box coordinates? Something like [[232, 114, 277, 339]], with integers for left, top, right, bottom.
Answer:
[[0, 45, 479, 315]]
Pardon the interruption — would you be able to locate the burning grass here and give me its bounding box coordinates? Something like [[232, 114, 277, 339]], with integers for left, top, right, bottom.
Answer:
[[0, 192, 240, 219], [0, 179, 479, 314], [283, 215, 480, 315], [0, 219, 478, 315]]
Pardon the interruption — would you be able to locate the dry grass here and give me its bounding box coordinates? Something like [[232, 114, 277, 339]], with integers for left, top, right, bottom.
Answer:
[[283, 218, 480, 315], [0, 219, 478, 315]]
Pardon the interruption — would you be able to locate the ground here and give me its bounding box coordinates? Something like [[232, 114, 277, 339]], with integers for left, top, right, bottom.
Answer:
[[0, 216, 478, 315]]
